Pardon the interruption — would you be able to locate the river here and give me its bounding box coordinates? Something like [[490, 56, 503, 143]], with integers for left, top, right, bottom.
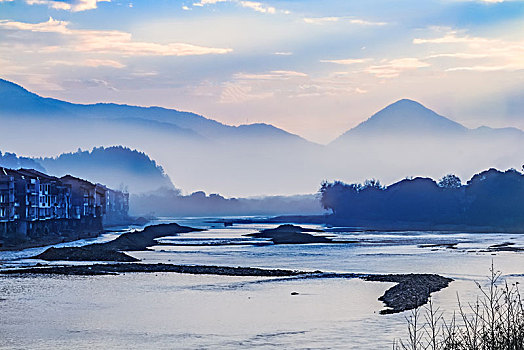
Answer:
[[1, 217, 524, 349]]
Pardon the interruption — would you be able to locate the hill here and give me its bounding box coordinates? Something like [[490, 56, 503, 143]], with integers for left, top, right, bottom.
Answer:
[[0, 146, 174, 194]]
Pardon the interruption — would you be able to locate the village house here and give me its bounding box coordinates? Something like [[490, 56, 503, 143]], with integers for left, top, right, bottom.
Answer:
[[0, 168, 16, 226], [0, 168, 129, 246]]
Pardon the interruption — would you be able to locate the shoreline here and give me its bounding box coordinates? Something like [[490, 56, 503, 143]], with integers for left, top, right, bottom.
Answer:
[[0, 217, 150, 252], [0, 263, 453, 314], [215, 215, 524, 234]]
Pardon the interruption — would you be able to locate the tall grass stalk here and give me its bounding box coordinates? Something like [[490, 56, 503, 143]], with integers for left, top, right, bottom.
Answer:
[[394, 263, 524, 349]]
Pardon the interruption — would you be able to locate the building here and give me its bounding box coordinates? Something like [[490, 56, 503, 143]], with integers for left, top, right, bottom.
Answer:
[[61, 175, 97, 219], [0, 168, 129, 245], [0, 168, 16, 224], [16, 169, 71, 221]]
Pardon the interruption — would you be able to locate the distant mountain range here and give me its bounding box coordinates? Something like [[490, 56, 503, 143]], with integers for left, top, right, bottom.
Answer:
[[1, 78, 523, 196], [0, 78, 312, 145]]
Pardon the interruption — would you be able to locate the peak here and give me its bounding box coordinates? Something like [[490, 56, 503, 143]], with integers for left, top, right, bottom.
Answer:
[[384, 99, 429, 111], [392, 98, 421, 105], [336, 99, 466, 140]]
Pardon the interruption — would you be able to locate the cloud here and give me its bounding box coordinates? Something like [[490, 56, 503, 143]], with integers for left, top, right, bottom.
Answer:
[[426, 53, 489, 59], [304, 16, 387, 26], [0, 17, 233, 57], [63, 78, 117, 90], [49, 58, 126, 68], [238, 1, 275, 13], [217, 69, 367, 103], [219, 83, 274, 103], [25, 0, 110, 12], [233, 70, 308, 80], [193, 0, 226, 6], [413, 31, 491, 45], [320, 58, 369, 65], [348, 19, 387, 26], [414, 30, 524, 72], [364, 58, 430, 78], [192, 0, 283, 14], [274, 51, 293, 56], [303, 17, 340, 24]]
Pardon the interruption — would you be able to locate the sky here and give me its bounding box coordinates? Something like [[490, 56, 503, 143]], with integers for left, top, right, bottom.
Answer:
[[1, 0, 524, 144]]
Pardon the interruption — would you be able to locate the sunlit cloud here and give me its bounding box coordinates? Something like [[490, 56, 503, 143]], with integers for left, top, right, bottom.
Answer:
[[0, 17, 233, 57], [303, 16, 387, 26], [63, 78, 117, 90], [426, 53, 489, 59], [363, 58, 430, 78], [192, 0, 282, 14], [49, 59, 126, 68], [415, 30, 524, 72], [348, 19, 387, 26], [238, 1, 275, 13], [25, 0, 110, 12], [219, 83, 274, 103], [233, 70, 308, 80], [217, 69, 368, 104], [303, 17, 340, 24], [320, 58, 369, 65], [413, 31, 491, 45]]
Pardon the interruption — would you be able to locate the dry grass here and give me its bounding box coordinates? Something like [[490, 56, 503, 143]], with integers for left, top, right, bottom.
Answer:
[[394, 263, 524, 350]]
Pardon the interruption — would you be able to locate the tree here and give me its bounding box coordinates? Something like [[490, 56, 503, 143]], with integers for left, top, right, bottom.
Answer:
[[438, 174, 461, 189], [362, 178, 384, 190]]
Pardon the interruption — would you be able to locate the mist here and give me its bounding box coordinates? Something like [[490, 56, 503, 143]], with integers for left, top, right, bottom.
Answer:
[[1, 81, 524, 198]]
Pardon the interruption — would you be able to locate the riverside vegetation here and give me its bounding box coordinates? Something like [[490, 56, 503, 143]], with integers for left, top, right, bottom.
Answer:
[[394, 264, 524, 349]]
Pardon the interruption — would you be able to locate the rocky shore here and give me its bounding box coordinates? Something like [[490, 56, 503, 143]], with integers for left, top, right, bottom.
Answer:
[[245, 224, 357, 244], [0, 263, 308, 277], [33, 223, 203, 262], [2, 222, 455, 314], [363, 274, 453, 314], [0, 262, 453, 314]]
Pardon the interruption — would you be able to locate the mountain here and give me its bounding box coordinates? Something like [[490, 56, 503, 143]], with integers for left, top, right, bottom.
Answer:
[[0, 78, 313, 145], [0, 78, 70, 116], [3, 77, 524, 196], [334, 99, 467, 143], [325, 99, 524, 189], [0, 78, 322, 195], [333, 98, 524, 142], [0, 146, 175, 194]]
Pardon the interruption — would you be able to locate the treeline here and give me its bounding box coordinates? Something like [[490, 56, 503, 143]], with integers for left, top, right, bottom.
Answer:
[[130, 189, 324, 217], [319, 168, 524, 229], [0, 151, 45, 172]]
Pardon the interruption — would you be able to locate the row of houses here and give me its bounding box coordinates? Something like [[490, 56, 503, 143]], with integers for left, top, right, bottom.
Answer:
[[0, 167, 129, 240]]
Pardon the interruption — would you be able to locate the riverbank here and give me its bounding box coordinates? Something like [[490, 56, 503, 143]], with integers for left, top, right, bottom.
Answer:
[[0, 216, 151, 252]]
